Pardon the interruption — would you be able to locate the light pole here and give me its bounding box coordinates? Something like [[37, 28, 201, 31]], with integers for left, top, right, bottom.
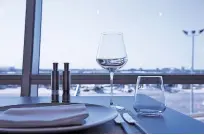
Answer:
[[183, 29, 204, 114]]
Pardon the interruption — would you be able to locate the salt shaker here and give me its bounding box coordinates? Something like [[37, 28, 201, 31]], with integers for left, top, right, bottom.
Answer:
[[62, 63, 71, 103], [51, 63, 59, 103]]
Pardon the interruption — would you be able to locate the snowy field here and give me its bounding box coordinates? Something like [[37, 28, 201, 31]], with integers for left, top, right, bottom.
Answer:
[[1, 87, 204, 115]]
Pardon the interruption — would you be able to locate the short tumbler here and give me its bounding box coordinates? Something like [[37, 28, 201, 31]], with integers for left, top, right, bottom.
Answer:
[[134, 76, 166, 116]]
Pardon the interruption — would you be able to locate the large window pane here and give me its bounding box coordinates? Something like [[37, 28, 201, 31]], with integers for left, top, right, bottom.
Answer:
[[0, 0, 26, 74], [39, 0, 204, 118], [40, 0, 204, 70]]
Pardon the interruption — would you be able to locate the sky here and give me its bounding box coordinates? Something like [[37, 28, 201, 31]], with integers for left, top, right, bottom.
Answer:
[[0, 0, 204, 69]]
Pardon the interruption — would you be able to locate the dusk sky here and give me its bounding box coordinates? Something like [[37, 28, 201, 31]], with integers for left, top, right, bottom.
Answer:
[[1, 0, 204, 69]]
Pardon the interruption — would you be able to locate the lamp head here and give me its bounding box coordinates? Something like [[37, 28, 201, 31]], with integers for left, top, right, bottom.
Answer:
[[192, 30, 196, 34], [183, 30, 188, 35], [199, 29, 204, 34]]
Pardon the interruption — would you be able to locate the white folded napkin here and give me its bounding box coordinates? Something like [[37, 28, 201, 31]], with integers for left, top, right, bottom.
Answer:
[[0, 104, 89, 128]]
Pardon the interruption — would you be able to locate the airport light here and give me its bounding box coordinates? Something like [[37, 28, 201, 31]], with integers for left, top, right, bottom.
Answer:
[[183, 29, 204, 114]]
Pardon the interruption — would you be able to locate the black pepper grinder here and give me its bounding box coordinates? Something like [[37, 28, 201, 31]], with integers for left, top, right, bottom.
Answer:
[[51, 63, 59, 103], [62, 63, 71, 103]]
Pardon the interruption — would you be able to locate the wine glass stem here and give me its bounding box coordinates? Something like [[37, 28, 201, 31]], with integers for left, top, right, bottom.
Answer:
[[110, 71, 114, 105]]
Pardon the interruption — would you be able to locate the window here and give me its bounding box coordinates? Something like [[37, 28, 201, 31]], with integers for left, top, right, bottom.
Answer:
[[0, 0, 26, 96], [0, 0, 26, 74], [39, 0, 204, 115], [40, 0, 204, 70]]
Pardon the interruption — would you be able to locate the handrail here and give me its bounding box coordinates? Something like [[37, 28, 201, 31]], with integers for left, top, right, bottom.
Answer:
[[1, 74, 204, 84]]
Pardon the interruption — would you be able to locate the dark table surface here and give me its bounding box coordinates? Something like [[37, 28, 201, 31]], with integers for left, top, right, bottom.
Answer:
[[0, 96, 204, 134]]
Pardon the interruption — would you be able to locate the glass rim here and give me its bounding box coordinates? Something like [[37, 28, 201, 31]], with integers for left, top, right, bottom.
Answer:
[[101, 32, 123, 35]]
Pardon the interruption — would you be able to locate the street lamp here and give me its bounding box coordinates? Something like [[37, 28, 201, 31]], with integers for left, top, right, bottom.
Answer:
[[183, 29, 204, 114]]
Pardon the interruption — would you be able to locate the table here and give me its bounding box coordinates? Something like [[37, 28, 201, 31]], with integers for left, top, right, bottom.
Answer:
[[0, 96, 204, 134]]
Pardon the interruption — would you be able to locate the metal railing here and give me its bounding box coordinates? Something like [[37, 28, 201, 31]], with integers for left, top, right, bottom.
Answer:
[[1, 74, 204, 85]]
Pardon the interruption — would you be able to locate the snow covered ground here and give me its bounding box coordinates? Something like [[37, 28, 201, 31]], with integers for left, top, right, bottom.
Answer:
[[1, 87, 204, 96], [1, 87, 204, 115]]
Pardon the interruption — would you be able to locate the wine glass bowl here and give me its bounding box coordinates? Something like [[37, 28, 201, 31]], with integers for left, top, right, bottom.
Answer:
[[96, 32, 128, 106], [96, 58, 128, 72]]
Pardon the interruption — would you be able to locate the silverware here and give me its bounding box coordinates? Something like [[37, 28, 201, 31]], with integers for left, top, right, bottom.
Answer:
[[114, 113, 133, 134], [123, 113, 148, 134]]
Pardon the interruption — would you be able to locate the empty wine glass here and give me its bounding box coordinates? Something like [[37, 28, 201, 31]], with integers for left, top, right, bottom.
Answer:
[[96, 32, 128, 107], [134, 76, 166, 116]]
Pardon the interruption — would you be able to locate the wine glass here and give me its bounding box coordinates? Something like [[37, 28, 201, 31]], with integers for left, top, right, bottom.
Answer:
[[96, 32, 128, 107], [134, 76, 166, 116]]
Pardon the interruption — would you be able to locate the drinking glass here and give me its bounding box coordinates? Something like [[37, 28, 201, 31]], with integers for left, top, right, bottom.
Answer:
[[96, 32, 128, 106], [134, 76, 166, 116]]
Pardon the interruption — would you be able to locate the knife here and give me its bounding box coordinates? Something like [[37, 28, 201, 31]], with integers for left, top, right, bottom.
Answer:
[[114, 113, 133, 134], [123, 113, 148, 134]]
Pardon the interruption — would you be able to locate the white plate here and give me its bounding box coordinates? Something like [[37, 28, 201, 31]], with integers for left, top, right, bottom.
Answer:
[[0, 103, 118, 133]]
